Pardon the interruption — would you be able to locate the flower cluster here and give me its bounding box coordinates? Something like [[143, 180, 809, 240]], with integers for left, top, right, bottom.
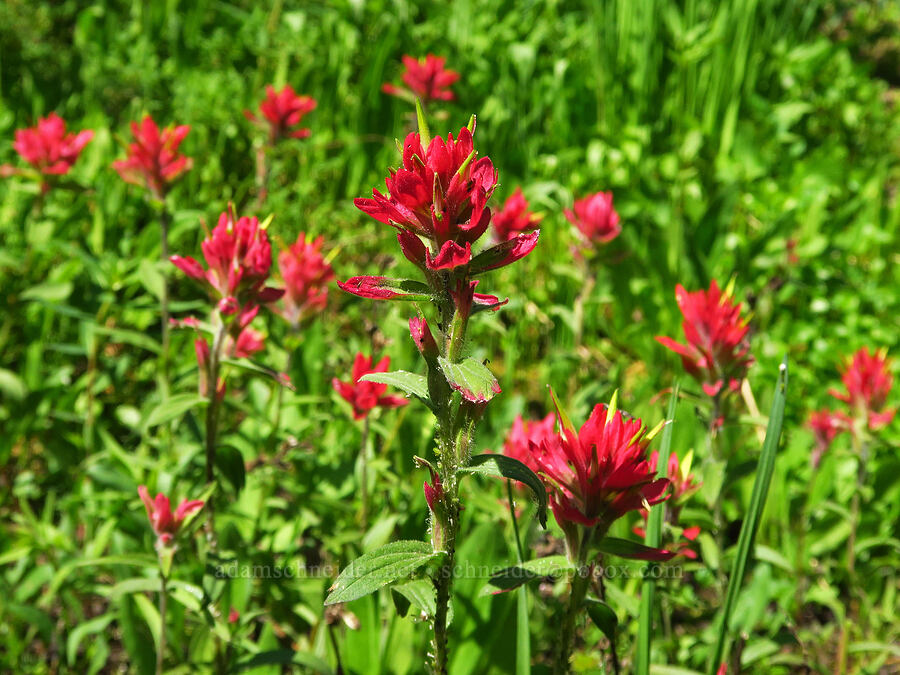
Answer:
[[113, 116, 192, 200], [138, 485, 204, 548], [656, 280, 753, 399], [517, 395, 669, 560], [808, 347, 894, 463], [274, 233, 334, 329], [634, 450, 702, 559], [565, 191, 621, 246], [342, 122, 538, 325], [245, 84, 317, 143], [382, 54, 459, 104], [332, 353, 408, 420], [500, 413, 557, 474], [3, 113, 94, 180], [492, 187, 543, 241]]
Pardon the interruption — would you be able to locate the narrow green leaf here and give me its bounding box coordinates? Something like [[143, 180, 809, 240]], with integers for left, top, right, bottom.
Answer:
[[359, 370, 432, 409], [415, 99, 431, 149], [67, 614, 115, 665], [709, 358, 788, 673], [585, 597, 618, 643], [235, 649, 334, 674], [484, 555, 573, 594], [516, 585, 530, 675], [325, 540, 442, 605], [143, 393, 206, 430], [437, 356, 501, 403], [461, 454, 548, 527], [637, 383, 679, 675]]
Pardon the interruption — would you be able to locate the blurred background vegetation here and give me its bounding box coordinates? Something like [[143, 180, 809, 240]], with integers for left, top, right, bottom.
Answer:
[[1, 0, 898, 673]]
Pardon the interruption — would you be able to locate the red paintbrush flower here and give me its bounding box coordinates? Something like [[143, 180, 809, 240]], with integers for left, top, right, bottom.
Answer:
[[655, 280, 753, 398], [382, 54, 459, 104], [113, 115, 191, 200], [274, 233, 334, 328], [245, 84, 317, 143], [332, 353, 408, 420], [138, 485, 204, 547], [564, 191, 621, 246], [828, 347, 895, 431], [170, 206, 283, 314], [6, 113, 93, 178], [501, 413, 557, 475], [492, 187, 543, 241], [648, 450, 700, 504], [807, 409, 850, 467], [528, 396, 668, 534]]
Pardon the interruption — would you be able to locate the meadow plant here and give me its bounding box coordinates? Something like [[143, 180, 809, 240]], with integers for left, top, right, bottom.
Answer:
[[0, 113, 93, 192], [491, 186, 543, 242], [382, 54, 459, 107], [325, 107, 542, 673]]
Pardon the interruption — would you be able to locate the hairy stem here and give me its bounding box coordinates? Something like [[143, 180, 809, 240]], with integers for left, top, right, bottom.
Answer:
[[554, 564, 591, 674], [204, 320, 227, 548], [159, 206, 171, 386]]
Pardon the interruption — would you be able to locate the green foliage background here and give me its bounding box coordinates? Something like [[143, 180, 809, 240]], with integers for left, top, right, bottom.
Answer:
[[1, 0, 898, 673]]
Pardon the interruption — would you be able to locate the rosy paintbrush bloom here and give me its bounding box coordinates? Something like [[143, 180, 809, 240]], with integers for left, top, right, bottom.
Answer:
[[492, 187, 543, 241], [5, 113, 93, 178], [648, 450, 700, 504], [275, 233, 334, 328], [245, 84, 317, 143], [807, 409, 849, 467], [113, 115, 192, 200], [501, 413, 557, 475], [655, 280, 753, 398], [170, 206, 283, 313], [332, 353, 408, 420], [527, 401, 669, 536], [828, 348, 895, 431], [138, 485, 204, 547], [382, 54, 459, 104], [564, 191, 621, 245]]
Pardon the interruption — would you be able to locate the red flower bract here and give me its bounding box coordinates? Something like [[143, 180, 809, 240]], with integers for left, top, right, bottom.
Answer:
[[501, 413, 557, 475], [332, 353, 409, 420], [354, 126, 497, 255], [138, 485, 204, 546], [564, 191, 621, 245], [10, 113, 93, 176], [807, 409, 849, 467], [113, 115, 191, 200], [529, 403, 668, 531], [655, 280, 753, 398], [492, 187, 543, 241], [245, 84, 317, 143], [170, 207, 283, 311], [275, 233, 334, 328], [828, 347, 895, 430], [382, 54, 459, 104]]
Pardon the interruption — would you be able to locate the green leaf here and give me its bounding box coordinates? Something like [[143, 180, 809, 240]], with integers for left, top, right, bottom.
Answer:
[[216, 445, 246, 493], [709, 358, 788, 674], [437, 356, 500, 403], [235, 649, 335, 673], [637, 383, 678, 675], [21, 281, 73, 303], [143, 393, 206, 430], [391, 579, 436, 618], [67, 614, 115, 665], [359, 370, 432, 408], [415, 98, 431, 149], [461, 454, 548, 527], [325, 541, 443, 605], [0, 368, 27, 400], [484, 555, 573, 594], [585, 597, 618, 643]]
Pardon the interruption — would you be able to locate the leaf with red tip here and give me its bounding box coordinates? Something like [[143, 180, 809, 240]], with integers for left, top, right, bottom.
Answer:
[[337, 276, 432, 301], [595, 536, 676, 561], [468, 230, 540, 274], [437, 356, 500, 403]]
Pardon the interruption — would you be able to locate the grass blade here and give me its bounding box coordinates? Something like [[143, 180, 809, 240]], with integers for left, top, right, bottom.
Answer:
[[507, 480, 531, 675], [637, 382, 679, 675], [708, 358, 788, 673]]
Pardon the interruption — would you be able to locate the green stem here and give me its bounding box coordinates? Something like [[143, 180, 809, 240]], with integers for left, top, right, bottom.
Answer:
[[157, 573, 167, 675], [506, 479, 526, 564], [554, 563, 591, 675], [159, 206, 171, 387], [359, 416, 370, 528], [204, 320, 227, 548]]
